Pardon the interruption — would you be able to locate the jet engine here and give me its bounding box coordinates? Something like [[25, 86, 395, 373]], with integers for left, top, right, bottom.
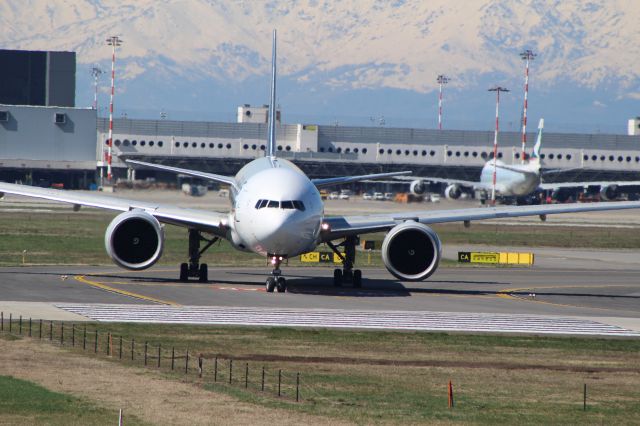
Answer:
[[409, 179, 426, 195], [105, 210, 164, 270], [599, 185, 618, 201], [381, 222, 442, 281], [444, 184, 462, 200]]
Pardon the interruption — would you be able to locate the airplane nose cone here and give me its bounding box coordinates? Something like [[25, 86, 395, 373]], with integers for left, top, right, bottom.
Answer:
[[251, 211, 313, 254]]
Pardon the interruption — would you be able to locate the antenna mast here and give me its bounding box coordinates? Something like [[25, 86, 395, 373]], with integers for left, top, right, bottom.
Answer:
[[519, 49, 536, 163], [488, 86, 509, 206]]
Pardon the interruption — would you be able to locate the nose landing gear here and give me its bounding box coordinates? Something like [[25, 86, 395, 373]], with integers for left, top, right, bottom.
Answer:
[[266, 255, 287, 293], [179, 229, 219, 283], [327, 236, 362, 288]]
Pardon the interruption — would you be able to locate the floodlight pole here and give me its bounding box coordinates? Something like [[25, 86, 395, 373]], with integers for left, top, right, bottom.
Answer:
[[91, 66, 103, 111], [106, 36, 123, 183], [520, 49, 536, 163], [488, 86, 509, 206], [437, 74, 450, 130]]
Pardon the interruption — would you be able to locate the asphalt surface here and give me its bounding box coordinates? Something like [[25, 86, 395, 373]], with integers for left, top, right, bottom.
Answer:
[[1, 259, 639, 331]]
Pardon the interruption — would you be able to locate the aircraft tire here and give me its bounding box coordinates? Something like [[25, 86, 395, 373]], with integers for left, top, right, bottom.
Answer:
[[266, 277, 276, 293], [333, 269, 343, 287], [179, 263, 189, 282], [353, 269, 362, 288], [198, 264, 208, 283], [276, 277, 287, 293]]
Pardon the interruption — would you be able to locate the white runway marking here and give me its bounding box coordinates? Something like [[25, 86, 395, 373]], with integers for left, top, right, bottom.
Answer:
[[55, 304, 640, 337]]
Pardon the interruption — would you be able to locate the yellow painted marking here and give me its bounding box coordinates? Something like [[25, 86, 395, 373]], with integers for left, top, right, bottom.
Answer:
[[74, 275, 181, 306]]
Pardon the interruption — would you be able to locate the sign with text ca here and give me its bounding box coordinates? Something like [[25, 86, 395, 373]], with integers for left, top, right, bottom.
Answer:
[[300, 252, 343, 264]]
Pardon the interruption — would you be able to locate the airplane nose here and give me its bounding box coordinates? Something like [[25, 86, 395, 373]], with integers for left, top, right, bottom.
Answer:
[[252, 211, 308, 253]]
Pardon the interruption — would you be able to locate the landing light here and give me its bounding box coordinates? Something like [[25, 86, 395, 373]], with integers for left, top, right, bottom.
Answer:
[[321, 222, 331, 231]]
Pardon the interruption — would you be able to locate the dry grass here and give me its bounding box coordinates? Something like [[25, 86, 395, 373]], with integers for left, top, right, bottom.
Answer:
[[0, 337, 349, 426]]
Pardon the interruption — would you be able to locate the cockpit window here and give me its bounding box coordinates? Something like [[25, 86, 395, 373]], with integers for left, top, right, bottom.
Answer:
[[255, 199, 306, 211]]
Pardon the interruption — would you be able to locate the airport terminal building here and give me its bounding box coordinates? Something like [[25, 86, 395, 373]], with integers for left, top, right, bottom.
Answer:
[[2, 49, 640, 192]]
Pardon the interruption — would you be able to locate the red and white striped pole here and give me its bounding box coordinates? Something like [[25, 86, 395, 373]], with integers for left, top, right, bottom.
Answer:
[[519, 50, 535, 163], [488, 86, 509, 206], [106, 36, 123, 182], [437, 74, 450, 130]]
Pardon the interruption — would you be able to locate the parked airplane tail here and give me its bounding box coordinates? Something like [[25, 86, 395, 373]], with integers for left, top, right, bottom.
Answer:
[[266, 29, 277, 158], [531, 118, 544, 160]]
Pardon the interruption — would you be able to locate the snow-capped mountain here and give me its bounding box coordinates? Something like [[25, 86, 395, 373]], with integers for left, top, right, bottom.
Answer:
[[1, 0, 639, 133]]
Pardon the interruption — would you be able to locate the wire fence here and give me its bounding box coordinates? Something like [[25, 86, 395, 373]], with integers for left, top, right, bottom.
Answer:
[[0, 313, 305, 403]]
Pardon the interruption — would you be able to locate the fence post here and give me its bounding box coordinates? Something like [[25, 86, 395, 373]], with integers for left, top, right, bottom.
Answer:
[[296, 372, 300, 402], [71, 324, 75, 346], [1, 312, 3, 331], [278, 369, 282, 397], [60, 322, 64, 345], [83, 326, 86, 349], [40, 319, 42, 340], [29, 318, 32, 337], [49, 321, 52, 341], [448, 380, 454, 408], [9, 314, 12, 333], [119, 336, 123, 359], [158, 345, 162, 368], [131, 339, 135, 361], [229, 359, 233, 384], [584, 383, 587, 411], [214, 356, 218, 382], [261, 366, 265, 391], [198, 354, 203, 378], [171, 347, 175, 370], [94, 330, 98, 353], [19, 315, 22, 335], [108, 333, 112, 356], [144, 342, 148, 366], [245, 363, 249, 388], [185, 350, 189, 374]]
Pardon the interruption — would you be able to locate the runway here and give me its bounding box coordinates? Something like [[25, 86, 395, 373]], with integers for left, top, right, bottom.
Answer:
[[1, 262, 639, 335]]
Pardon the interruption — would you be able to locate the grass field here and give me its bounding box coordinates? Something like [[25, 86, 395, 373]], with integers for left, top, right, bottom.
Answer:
[[0, 374, 146, 425], [3, 322, 638, 425], [1, 209, 639, 267]]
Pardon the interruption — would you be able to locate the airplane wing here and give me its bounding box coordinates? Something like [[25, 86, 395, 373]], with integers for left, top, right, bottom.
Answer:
[[312, 171, 412, 188], [0, 182, 228, 236], [539, 181, 640, 190], [321, 200, 640, 241], [393, 175, 478, 188], [126, 160, 238, 190]]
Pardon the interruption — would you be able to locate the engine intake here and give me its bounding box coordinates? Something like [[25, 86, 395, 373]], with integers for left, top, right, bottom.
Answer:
[[409, 180, 426, 195], [445, 184, 462, 199], [600, 185, 618, 201], [105, 210, 164, 270], [381, 222, 442, 281]]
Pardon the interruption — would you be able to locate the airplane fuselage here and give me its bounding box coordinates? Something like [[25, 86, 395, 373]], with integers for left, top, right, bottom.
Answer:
[[229, 157, 323, 258], [479, 160, 541, 197]]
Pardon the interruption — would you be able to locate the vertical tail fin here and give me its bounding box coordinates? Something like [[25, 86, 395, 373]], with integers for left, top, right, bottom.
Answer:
[[531, 118, 544, 159], [266, 29, 277, 158]]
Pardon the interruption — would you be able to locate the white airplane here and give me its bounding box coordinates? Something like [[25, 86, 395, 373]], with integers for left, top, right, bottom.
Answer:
[[407, 120, 640, 202], [2, 30, 640, 292]]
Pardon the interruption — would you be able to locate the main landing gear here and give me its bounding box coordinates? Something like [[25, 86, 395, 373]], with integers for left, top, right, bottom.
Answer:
[[265, 255, 287, 293], [179, 229, 218, 283], [327, 236, 362, 288]]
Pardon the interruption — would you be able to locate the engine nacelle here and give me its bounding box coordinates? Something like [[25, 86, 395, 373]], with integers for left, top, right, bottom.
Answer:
[[409, 179, 426, 195], [381, 222, 442, 281], [444, 184, 462, 200], [105, 210, 164, 270], [600, 185, 618, 201]]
